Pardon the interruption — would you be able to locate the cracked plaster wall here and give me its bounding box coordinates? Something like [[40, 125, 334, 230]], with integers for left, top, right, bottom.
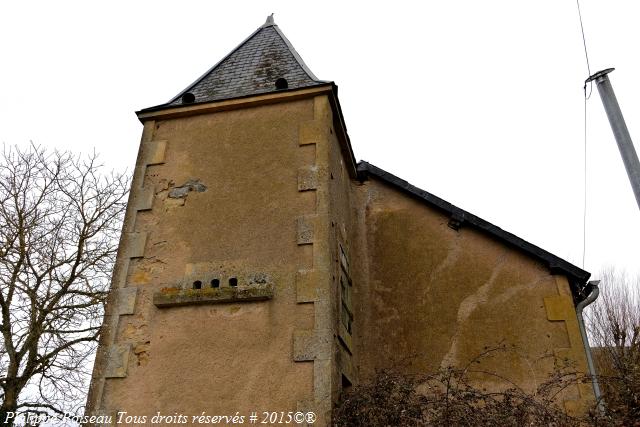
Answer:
[[89, 97, 322, 421], [352, 179, 593, 411]]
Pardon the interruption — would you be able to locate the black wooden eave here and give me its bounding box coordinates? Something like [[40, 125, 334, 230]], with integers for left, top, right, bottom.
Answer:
[[357, 161, 591, 299]]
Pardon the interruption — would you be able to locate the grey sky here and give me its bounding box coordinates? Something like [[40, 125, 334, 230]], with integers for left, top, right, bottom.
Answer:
[[1, 0, 638, 278]]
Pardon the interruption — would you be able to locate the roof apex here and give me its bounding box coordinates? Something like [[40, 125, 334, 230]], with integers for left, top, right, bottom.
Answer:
[[262, 13, 275, 28], [144, 17, 327, 110]]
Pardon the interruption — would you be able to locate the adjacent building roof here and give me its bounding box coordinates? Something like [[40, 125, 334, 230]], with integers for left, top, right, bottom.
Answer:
[[142, 15, 328, 112], [357, 161, 591, 292]]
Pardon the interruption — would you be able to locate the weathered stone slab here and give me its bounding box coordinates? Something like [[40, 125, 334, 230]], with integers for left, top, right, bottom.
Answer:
[[153, 284, 273, 308], [104, 344, 132, 378], [116, 287, 137, 315], [296, 215, 316, 245], [297, 166, 318, 191], [135, 187, 155, 211], [296, 269, 317, 303], [292, 329, 331, 361], [124, 232, 147, 259], [299, 121, 325, 146], [144, 140, 167, 166]]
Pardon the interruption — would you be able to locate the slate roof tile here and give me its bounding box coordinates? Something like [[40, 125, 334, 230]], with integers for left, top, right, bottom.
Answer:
[[148, 16, 327, 109]]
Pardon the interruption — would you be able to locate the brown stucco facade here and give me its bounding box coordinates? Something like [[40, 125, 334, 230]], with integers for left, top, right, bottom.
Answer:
[[350, 177, 594, 414], [86, 19, 595, 425]]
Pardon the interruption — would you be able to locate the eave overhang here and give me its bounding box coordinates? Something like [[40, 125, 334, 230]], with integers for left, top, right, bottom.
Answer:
[[136, 83, 358, 180], [357, 161, 591, 299]]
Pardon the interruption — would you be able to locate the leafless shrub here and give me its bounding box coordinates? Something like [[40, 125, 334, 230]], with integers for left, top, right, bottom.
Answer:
[[336, 269, 640, 426], [0, 144, 128, 425], [586, 268, 640, 424], [334, 347, 595, 426]]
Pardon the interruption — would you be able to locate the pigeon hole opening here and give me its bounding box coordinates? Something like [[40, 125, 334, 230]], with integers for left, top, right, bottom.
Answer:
[[275, 78, 288, 90], [182, 92, 196, 104]]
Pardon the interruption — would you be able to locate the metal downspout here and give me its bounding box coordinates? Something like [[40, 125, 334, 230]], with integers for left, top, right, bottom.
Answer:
[[575, 280, 603, 411]]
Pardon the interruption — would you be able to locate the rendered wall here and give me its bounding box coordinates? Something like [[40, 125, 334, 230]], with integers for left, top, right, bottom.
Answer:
[[87, 91, 340, 424], [86, 87, 595, 423], [352, 179, 595, 414]]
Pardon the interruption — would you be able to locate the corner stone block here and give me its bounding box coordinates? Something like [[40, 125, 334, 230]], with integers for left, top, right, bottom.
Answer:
[[296, 269, 318, 303], [313, 96, 331, 122], [296, 216, 316, 245], [299, 121, 326, 146], [135, 187, 155, 211], [313, 358, 332, 402], [124, 232, 147, 259], [297, 166, 318, 191], [544, 294, 575, 320], [144, 140, 167, 166], [104, 344, 132, 378], [116, 287, 137, 315], [293, 329, 332, 362], [293, 330, 316, 361]]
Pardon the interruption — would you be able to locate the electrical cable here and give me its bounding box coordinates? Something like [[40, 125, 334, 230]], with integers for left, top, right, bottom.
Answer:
[[576, 0, 591, 269], [576, 0, 591, 77]]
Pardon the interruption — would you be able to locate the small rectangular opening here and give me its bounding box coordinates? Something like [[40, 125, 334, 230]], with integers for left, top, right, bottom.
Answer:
[[341, 374, 352, 393], [229, 277, 238, 287]]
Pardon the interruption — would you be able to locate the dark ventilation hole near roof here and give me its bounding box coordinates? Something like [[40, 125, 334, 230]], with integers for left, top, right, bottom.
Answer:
[[211, 279, 220, 288], [182, 92, 196, 104], [275, 78, 288, 90], [193, 280, 202, 290], [229, 277, 238, 287]]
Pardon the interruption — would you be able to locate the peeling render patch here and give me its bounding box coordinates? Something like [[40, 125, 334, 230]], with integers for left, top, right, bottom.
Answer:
[[168, 179, 208, 199]]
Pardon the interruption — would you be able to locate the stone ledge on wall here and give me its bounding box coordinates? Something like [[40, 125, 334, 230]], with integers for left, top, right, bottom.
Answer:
[[153, 283, 274, 308]]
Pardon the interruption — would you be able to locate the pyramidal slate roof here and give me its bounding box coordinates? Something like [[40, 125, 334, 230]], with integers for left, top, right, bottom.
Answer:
[[158, 15, 328, 109]]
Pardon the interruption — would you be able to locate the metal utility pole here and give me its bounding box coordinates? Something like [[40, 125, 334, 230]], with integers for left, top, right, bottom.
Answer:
[[586, 68, 640, 211]]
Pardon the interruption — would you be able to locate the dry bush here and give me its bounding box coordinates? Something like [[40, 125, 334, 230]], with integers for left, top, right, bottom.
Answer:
[[331, 341, 628, 427], [586, 268, 640, 425], [336, 269, 640, 426], [334, 354, 587, 426]]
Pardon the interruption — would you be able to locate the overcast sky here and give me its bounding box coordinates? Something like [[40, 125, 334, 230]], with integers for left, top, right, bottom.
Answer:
[[1, 1, 638, 279]]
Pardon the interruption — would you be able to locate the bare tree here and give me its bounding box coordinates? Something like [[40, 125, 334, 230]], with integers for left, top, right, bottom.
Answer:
[[0, 144, 128, 425], [586, 268, 640, 423]]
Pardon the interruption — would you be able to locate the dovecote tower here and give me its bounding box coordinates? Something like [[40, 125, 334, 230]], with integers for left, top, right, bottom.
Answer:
[[88, 15, 598, 424], [86, 16, 355, 424]]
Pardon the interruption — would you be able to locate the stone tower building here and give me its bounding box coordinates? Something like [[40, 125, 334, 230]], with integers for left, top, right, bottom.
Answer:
[[87, 16, 597, 424]]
